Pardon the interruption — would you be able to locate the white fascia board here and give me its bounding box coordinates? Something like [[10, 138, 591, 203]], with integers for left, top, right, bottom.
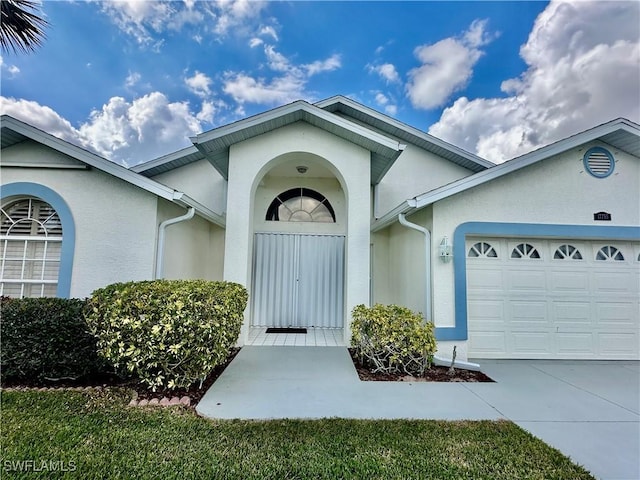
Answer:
[[2, 116, 178, 202], [173, 192, 226, 228], [315, 96, 495, 169], [412, 118, 640, 209], [130, 145, 200, 174], [190, 100, 404, 154]]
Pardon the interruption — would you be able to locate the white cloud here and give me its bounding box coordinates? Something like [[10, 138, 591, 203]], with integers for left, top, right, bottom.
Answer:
[[429, 1, 640, 163], [249, 37, 263, 48], [223, 72, 305, 105], [259, 25, 278, 41], [374, 92, 398, 116], [223, 45, 341, 105], [1, 93, 206, 166], [197, 100, 216, 123], [0, 56, 21, 78], [99, 0, 266, 48], [212, 0, 266, 37], [125, 71, 141, 88], [185, 71, 213, 98], [406, 19, 497, 110], [0, 97, 85, 147], [78, 92, 202, 164], [368, 63, 400, 84], [305, 54, 341, 76]]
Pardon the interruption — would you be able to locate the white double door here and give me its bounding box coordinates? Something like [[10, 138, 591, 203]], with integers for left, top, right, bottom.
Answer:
[[252, 233, 345, 328]]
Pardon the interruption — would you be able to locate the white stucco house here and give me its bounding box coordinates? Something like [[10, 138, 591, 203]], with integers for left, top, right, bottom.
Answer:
[[2, 96, 639, 360]]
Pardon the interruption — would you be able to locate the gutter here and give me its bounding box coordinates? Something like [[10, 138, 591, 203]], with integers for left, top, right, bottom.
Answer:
[[155, 207, 195, 279]]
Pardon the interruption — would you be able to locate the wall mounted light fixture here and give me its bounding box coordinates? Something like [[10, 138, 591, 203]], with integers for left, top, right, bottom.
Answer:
[[439, 236, 452, 262]]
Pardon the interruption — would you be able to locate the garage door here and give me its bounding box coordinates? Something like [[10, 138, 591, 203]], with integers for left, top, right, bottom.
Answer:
[[467, 238, 640, 359]]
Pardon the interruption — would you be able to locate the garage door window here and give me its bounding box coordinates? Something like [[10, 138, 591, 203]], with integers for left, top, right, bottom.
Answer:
[[554, 244, 583, 260], [511, 243, 540, 259], [596, 246, 624, 261], [468, 242, 497, 258]]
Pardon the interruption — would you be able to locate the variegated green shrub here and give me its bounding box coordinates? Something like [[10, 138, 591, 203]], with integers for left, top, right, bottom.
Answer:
[[85, 280, 247, 391], [351, 304, 436, 376]]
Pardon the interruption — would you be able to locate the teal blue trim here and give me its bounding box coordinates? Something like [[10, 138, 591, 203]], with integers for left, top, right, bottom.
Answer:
[[1, 183, 75, 298], [442, 222, 640, 341], [583, 146, 615, 178]]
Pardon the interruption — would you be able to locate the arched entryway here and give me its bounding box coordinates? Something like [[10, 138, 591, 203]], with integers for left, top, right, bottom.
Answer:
[[250, 152, 347, 333]]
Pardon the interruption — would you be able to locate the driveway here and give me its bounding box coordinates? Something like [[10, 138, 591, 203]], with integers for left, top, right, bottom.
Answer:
[[197, 347, 640, 480]]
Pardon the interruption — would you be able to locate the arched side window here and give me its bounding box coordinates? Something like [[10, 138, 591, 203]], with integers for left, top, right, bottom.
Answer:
[[266, 188, 336, 223], [511, 243, 541, 259], [0, 198, 62, 297], [554, 244, 583, 260], [596, 246, 624, 261], [468, 242, 497, 258]]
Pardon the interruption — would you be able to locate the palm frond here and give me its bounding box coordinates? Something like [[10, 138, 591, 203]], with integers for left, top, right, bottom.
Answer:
[[1, 0, 49, 54]]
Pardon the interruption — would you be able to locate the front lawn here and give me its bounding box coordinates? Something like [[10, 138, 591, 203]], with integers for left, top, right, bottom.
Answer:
[[1, 389, 594, 479]]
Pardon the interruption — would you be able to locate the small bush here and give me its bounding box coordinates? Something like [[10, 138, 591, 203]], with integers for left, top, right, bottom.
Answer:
[[0, 297, 111, 383], [351, 304, 436, 376], [85, 280, 248, 391]]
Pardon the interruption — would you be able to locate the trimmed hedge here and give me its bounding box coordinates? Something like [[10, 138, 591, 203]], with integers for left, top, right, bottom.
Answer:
[[351, 304, 437, 376], [85, 280, 248, 391], [0, 297, 111, 383]]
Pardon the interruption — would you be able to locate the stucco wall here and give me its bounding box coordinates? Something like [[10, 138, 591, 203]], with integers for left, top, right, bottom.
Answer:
[[372, 207, 432, 316], [429, 141, 640, 358], [1, 141, 158, 298], [158, 199, 225, 281], [376, 144, 473, 217], [224, 121, 371, 344], [151, 159, 226, 215]]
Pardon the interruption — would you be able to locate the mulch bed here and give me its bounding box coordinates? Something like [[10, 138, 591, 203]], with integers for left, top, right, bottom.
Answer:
[[348, 348, 494, 383], [2, 348, 241, 406]]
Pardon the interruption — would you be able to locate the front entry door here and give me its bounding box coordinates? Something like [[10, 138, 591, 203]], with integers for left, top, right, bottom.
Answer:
[[252, 233, 345, 328]]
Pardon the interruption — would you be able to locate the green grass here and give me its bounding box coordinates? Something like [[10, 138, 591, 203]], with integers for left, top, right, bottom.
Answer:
[[1, 389, 594, 480]]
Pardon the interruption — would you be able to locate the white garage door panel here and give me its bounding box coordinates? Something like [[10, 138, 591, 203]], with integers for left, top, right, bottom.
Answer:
[[507, 270, 547, 292], [511, 332, 552, 354], [468, 332, 506, 353], [596, 302, 636, 325], [549, 270, 589, 292], [557, 333, 594, 354], [467, 237, 639, 359], [593, 272, 634, 293], [553, 302, 591, 324], [599, 334, 639, 356], [510, 301, 548, 324]]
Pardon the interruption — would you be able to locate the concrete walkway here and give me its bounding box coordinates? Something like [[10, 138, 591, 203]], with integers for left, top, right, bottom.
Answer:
[[196, 347, 640, 480]]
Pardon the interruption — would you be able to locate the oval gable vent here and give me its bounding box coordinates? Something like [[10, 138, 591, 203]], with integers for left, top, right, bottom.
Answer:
[[584, 147, 614, 178]]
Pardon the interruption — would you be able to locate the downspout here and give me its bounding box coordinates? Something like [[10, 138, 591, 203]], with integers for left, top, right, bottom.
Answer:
[[155, 207, 195, 279], [398, 213, 480, 371], [398, 213, 431, 321]]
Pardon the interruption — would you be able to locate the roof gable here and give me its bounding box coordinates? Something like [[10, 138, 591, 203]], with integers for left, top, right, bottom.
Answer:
[[0, 115, 224, 227], [372, 117, 640, 231], [135, 100, 407, 185]]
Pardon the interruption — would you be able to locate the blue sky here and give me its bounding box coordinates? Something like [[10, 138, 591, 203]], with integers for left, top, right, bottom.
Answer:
[[1, 1, 638, 166]]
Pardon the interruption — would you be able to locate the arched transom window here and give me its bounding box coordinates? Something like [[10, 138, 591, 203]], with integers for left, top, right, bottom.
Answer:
[[468, 242, 497, 258], [266, 188, 336, 223], [0, 198, 62, 298]]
